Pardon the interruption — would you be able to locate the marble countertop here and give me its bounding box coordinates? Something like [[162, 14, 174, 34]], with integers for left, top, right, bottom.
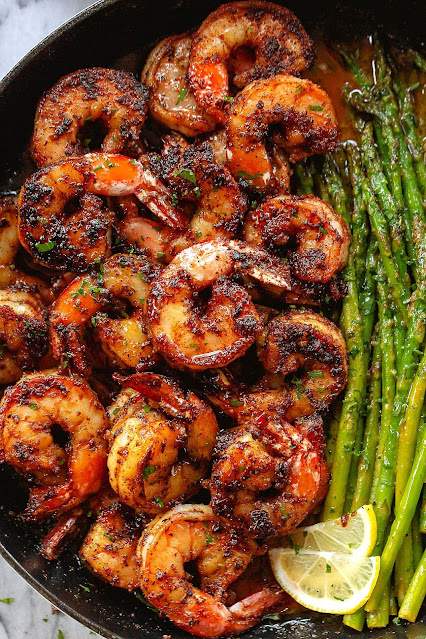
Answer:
[[0, 4, 104, 637]]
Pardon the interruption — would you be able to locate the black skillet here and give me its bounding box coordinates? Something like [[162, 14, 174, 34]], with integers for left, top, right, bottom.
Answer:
[[0, 0, 424, 637]]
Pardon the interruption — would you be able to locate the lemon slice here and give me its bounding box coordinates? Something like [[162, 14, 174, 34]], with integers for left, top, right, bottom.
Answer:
[[284, 504, 377, 558], [268, 506, 380, 615]]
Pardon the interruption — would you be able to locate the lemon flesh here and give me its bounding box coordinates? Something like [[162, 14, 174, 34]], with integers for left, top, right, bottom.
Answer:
[[269, 505, 380, 615]]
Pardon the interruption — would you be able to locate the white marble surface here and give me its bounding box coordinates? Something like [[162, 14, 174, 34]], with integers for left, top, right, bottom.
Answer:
[[0, 4, 106, 637]]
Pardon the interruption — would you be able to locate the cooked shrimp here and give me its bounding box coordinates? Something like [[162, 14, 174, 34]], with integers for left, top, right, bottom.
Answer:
[[107, 373, 218, 513], [145, 239, 290, 371], [0, 198, 20, 268], [188, 1, 314, 124], [142, 34, 216, 136], [80, 502, 141, 590], [138, 503, 289, 637], [18, 152, 185, 271], [0, 371, 108, 522], [0, 290, 48, 385], [118, 206, 190, 263], [50, 253, 157, 376], [244, 195, 350, 282], [210, 412, 328, 537], [226, 74, 340, 193], [258, 310, 348, 421], [31, 68, 149, 167], [154, 136, 248, 241], [202, 128, 228, 166]]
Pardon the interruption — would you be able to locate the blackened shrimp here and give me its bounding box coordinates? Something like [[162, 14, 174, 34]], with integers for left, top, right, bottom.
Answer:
[[138, 504, 288, 637], [0, 198, 20, 269], [153, 137, 248, 242], [188, 1, 314, 124], [142, 34, 216, 137], [226, 75, 339, 193], [145, 239, 290, 371], [31, 68, 149, 167], [18, 153, 184, 272], [210, 412, 328, 537], [244, 195, 350, 282], [0, 372, 108, 521], [50, 254, 157, 376], [80, 502, 141, 590], [258, 310, 348, 421], [107, 374, 218, 513], [0, 291, 48, 384]]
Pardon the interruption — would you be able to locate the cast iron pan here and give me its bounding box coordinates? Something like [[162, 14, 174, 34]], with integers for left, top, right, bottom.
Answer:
[[0, 1, 424, 637]]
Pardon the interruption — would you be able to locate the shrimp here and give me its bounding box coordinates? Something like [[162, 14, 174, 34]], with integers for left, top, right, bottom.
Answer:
[[50, 253, 157, 376], [31, 68, 149, 167], [118, 204, 190, 263], [0, 371, 108, 522], [141, 34, 216, 137], [210, 412, 328, 537], [226, 74, 340, 193], [0, 198, 20, 268], [152, 136, 248, 242], [80, 502, 141, 590], [258, 310, 348, 421], [145, 239, 291, 371], [188, 1, 314, 124], [0, 290, 48, 385], [244, 195, 350, 282], [107, 373, 218, 513], [138, 503, 289, 637], [18, 153, 185, 272]]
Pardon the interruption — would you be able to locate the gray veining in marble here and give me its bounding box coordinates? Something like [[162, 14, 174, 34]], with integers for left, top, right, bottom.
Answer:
[[0, 3, 106, 636]]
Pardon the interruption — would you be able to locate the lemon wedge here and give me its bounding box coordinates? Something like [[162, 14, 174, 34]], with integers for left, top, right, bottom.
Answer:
[[269, 505, 380, 615]]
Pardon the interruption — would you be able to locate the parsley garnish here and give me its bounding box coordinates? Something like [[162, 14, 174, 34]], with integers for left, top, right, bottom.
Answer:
[[36, 241, 55, 253], [309, 104, 324, 111], [175, 168, 196, 183], [143, 465, 157, 480], [176, 88, 188, 104], [237, 170, 263, 181]]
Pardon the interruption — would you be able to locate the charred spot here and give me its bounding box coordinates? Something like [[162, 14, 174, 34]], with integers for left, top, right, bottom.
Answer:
[[54, 116, 73, 139]]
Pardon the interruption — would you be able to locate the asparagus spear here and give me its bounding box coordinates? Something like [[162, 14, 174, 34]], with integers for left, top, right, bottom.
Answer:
[[365, 426, 426, 612], [399, 549, 426, 622], [320, 157, 366, 521]]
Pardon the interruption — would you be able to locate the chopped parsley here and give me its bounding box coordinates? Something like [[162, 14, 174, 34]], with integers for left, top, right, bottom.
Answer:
[[237, 170, 264, 181], [143, 404, 151, 413], [309, 104, 324, 112], [0, 598, 14, 604], [230, 399, 243, 407], [36, 241, 55, 253], [326, 564, 331, 573], [176, 88, 188, 104], [154, 495, 164, 508], [143, 465, 157, 480], [175, 168, 197, 183]]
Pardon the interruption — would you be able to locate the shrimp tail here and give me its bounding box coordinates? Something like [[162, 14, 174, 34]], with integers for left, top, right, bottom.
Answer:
[[113, 372, 193, 418], [229, 586, 291, 623], [22, 484, 74, 523]]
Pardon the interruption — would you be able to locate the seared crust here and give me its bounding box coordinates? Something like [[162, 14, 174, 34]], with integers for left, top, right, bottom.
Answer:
[[31, 67, 149, 167], [188, 1, 314, 123], [18, 159, 113, 272]]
